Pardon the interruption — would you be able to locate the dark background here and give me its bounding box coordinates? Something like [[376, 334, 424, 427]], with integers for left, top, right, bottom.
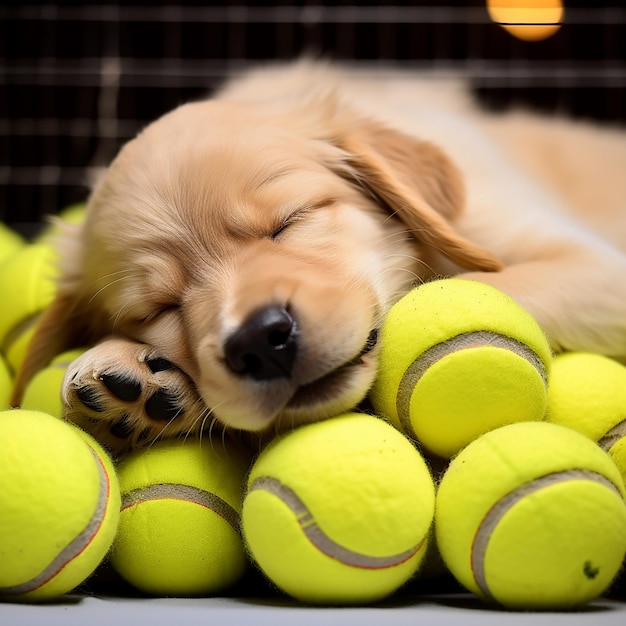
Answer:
[[1, 1, 625, 229]]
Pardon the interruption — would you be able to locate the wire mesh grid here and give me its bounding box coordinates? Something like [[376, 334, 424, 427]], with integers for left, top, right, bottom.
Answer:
[[1, 1, 625, 229]]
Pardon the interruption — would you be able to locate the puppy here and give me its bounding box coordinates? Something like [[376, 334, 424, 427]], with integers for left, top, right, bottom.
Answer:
[[13, 60, 626, 455]]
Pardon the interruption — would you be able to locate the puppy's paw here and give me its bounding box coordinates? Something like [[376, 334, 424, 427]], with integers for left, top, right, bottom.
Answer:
[[62, 338, 209, 455]]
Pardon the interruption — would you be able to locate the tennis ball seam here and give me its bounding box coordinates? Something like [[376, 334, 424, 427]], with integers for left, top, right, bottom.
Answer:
[[599, 419, 626, 452], [1, 313, 41, 358], [0, 448, 111, 597], [121, 483, 240, 534], [249, 476, 424, 570], [396, 330, 549, 439], [471, 469, 623, 602]]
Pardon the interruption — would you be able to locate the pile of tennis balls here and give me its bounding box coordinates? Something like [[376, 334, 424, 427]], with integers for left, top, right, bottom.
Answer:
[[0, 206, 87, 416], [2, 213, 626, 611]]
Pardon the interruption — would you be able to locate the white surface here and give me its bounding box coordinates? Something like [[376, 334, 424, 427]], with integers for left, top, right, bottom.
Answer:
[[2, 593, 626, 626]]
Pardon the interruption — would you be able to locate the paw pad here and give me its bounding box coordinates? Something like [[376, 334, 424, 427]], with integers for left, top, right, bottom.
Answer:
[[63, 341, 203, 455], [75, 387, 105, 413], [100, 372, 142, 402], [108, 415, 134, 439], [145, 389, 183, 422], [146, 357, 175, 373]]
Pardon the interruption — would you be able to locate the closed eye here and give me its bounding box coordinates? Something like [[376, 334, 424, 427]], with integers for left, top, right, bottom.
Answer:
[[141, 303, 180, 324], [270, 220, 292, 240], [269, 200, 333, 241], [269, 207, 309, 240]]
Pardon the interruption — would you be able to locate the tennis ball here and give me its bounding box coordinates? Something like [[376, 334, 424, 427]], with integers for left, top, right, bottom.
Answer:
[[370, 278, 552, 459], [436, 421, 626, 610], [20, 349, 86, 418], [38, 202, 87, 243], [59, 202, 87, 224], [0, 243, 58, 373], [242, 412, 436, 605], [109, 437, 250, 596], [0, 409, 120, 602], [0, 355, 12, 410], [0, 222, 25, 265], [546, 351, 626, 484]]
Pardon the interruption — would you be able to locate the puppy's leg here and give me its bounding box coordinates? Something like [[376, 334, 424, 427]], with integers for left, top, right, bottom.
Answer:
[[461, 244, 626, 361], [445, 129, 626, 361], [62, 337, 208, 455]]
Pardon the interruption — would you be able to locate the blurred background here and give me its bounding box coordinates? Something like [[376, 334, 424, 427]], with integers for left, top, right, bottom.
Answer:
[[1, 1, 624, 232]]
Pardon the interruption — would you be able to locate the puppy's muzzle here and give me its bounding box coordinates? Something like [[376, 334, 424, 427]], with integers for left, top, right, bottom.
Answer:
[[224, 306, 297, 380]]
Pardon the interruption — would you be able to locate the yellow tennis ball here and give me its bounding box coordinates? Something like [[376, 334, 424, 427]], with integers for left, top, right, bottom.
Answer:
[[0, 243, 58, 373], [5, 326, 37, 377], [0, 222, 25, 265], [109, 438, 250, 596], [242, 412, 436, 605], [38, 202, 87, 243], [20, 349, 86, 418], [547, 351, 626, 484], [0, 354, 12, 410], [370, 278, 552, 459], [0, 409, 120, 602], [436, 421, 626, 610], [59, 202, 87, 225]]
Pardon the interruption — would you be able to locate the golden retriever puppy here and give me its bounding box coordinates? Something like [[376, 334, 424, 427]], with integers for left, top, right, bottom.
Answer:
[[13, 60, 626, 454]]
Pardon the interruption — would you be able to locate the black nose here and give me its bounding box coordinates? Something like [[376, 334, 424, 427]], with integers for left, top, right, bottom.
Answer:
[[224, 306, 297, 380]]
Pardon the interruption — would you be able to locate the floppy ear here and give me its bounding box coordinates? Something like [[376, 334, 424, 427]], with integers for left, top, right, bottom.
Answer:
[[333, 119, 503, 272]]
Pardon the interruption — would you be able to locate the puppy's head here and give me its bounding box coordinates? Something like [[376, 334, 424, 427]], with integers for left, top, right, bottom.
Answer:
[[16, 90, 500, 436]]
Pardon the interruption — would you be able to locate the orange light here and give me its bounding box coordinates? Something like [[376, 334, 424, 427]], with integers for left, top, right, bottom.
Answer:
[[487, 0, 564, 42]]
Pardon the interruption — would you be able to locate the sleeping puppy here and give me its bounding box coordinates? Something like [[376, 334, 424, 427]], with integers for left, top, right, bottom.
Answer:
[[13, 59, 626, 454]]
